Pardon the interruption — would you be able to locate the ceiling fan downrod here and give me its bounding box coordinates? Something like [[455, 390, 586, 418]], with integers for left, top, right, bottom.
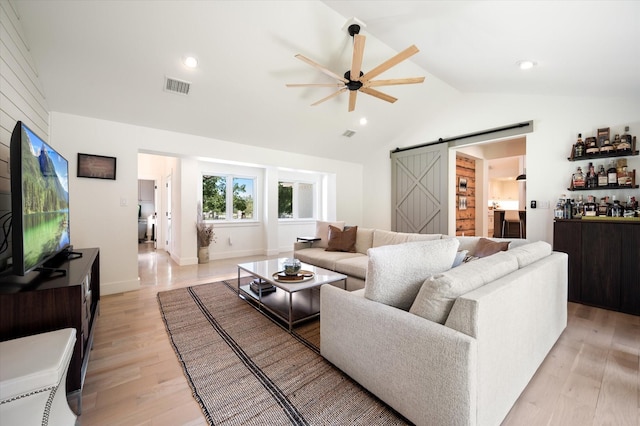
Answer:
[[347, 24, 361, 37]]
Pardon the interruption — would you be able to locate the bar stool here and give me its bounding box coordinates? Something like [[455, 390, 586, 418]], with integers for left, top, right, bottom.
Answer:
[[0, 328, 77, 426], [501, 210, 524, 238]]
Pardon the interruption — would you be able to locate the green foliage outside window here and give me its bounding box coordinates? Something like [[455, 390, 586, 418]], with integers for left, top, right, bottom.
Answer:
[[202, 175, 226, 219], [203, 175, 254, 220], [278, 182, 293, 218]]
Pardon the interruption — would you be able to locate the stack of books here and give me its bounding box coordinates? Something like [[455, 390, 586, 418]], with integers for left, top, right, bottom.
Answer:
[[249, 278, 276, 294]]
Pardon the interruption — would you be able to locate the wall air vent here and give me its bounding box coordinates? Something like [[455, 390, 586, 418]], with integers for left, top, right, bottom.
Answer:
[[342, 129, 356, 137], [164, 76, 191, 95]]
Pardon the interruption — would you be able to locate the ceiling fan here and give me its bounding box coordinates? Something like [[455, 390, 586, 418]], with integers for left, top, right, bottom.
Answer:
[[286, 19, 425, 112]]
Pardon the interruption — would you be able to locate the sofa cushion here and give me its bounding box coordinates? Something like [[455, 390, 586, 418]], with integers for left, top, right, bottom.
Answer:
[[334, 255, 368, 280], [409, 251, 519, 324], [473, 237, 510, 258], [294, 248, 360, 271], [314, 221, 345, 248], [364, 238, 460, 311], [326, 225, 357, 252], [406, 233, 442, 242], [372, 229, 409, 247], [354, 228, 374, 254], [507, 241, 552, 268]]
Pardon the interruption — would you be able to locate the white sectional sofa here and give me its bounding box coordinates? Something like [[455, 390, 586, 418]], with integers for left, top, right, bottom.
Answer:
[[317, 235, 568, 426], [293, 225, 527, 291], [294, 222, 568, 425]]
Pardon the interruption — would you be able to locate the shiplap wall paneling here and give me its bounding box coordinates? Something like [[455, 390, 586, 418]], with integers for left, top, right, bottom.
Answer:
[[0, 0, 50, 270], [456, 156, 475, 236]]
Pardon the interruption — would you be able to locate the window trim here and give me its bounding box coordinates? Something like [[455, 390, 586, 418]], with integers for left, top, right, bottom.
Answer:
[[278, 180, 316, 220], [202, 173, 257, 223]]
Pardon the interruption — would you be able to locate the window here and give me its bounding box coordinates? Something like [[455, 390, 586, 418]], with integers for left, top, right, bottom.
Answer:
[[278, 181, 314, 219], [203, 174, 255, 220]]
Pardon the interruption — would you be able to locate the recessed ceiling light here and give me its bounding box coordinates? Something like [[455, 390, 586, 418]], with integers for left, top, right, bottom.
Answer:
[[183, 56, 198, 68], [516, 60, 536, 70], [359, 117, 367, 126]]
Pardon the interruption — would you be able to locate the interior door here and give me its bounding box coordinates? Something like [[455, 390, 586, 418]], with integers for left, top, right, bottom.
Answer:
[[391, 143, 448, 234], [165, 175, 172, 254]]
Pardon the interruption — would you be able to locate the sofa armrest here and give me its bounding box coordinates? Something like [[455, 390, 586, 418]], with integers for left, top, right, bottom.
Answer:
[[320, 285, 477, 426], [294, 240, 322, 251]]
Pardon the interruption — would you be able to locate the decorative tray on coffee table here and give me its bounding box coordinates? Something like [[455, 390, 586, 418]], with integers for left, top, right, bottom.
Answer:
[[272, 270, 315, 283]]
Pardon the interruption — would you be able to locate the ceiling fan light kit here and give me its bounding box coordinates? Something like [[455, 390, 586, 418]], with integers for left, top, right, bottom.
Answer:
[[287, 17, 425, 112]]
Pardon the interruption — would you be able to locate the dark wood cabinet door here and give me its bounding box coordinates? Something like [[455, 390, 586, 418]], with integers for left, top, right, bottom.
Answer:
[[581, 223, 621, 310], [553, 220, 582, 302], [620, 224, 640, 315]]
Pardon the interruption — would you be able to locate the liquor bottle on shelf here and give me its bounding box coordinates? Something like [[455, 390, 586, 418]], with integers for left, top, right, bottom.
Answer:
[[563, 197, 573, 219], [607, 160, 618, 187], [554, 198, 565, 219], [617, 166, 630, 187], [612, 134, 621, 151], [600, 138, 614, 154], [574, 195, 584, 218], [572, 166, 585, 189], [586, 162, 597, 188], [610, 197, 623, 217], [583, 195, 597, 217], [585, 137, 599, 155], [574, 133, 585, 158], [623, 196, 636, 217], [598, 164, 608, 187], [618, 126, 632, 152], [597, 197, 609, 216]]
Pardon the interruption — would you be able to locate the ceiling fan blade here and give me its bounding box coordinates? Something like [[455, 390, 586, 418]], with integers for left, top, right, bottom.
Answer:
[[360, 87, 397, 104], [361, 45, 420, 81], [365, 77, 425, 87], [286, 83, 345, 87], [350, 34, 366, 81], [348, 91, 357, 112], [310, 87, 348, 106], [295, 54, 349, 83]]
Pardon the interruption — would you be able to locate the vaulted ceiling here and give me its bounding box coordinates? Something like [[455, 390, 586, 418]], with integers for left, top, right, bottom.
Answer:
[[12, 1, 640, 162]]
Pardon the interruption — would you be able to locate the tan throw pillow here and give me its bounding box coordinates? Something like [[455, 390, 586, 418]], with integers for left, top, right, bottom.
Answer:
[[364, 238, 460, 311], [473, 237, 510, 258], [314, 221, 345, 248], [326, 225, 358, 252]]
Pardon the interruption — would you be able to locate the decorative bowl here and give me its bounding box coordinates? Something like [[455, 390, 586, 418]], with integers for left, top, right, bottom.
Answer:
[[283, 258, 301, 276]]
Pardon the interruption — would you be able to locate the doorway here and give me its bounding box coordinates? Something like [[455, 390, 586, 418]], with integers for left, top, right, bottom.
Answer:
[[455, 136, 526, 237]]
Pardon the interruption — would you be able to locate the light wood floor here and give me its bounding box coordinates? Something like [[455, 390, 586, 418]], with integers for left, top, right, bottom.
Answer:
[[76, 244, 639, 426]]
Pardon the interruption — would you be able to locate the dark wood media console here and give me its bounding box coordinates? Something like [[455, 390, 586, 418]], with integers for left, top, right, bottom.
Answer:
[[0, 247, 100, 409], [553, 220, 639, 316]]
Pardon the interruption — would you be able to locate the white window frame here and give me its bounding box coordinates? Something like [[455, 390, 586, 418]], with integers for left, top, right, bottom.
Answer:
[[278, 180, 316, 220], [202, 173, 257, 222]]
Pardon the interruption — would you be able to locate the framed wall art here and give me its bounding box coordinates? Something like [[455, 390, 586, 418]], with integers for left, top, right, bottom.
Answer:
[[458, 196, 467, 210], [77, 153, 117, 180], [458, 178, 467, 193]]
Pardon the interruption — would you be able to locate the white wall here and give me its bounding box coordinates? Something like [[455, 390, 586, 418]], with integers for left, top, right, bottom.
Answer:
[[50, 112, 364, 294], [362, 93, 640, 243], [0, 0, 50, 270]]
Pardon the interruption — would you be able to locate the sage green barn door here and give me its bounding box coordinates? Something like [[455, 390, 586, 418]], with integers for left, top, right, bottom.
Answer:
[[391, 143, 448, 234]]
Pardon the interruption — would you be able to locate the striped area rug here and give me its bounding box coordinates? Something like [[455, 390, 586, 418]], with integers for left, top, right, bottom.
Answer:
[[157, 279, 410, 425]]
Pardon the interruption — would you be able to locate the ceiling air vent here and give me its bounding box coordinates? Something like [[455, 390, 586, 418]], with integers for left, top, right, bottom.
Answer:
[[342, 129, 356, 138], [164, 76, 191, 95]]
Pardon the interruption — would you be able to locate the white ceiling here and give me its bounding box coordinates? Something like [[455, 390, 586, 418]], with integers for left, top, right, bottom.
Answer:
[[12, 1, 640, 163]]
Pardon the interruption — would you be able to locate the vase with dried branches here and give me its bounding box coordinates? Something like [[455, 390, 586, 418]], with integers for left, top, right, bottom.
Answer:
[[196, 222, 215, 247], [196, 202, 216, 263]]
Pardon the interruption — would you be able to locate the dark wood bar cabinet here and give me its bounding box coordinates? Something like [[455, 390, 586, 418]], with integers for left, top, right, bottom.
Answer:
[[553, 219, 639, 315]]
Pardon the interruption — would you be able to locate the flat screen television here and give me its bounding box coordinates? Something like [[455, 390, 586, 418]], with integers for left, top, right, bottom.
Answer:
[[10, 121, 71, 276]]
